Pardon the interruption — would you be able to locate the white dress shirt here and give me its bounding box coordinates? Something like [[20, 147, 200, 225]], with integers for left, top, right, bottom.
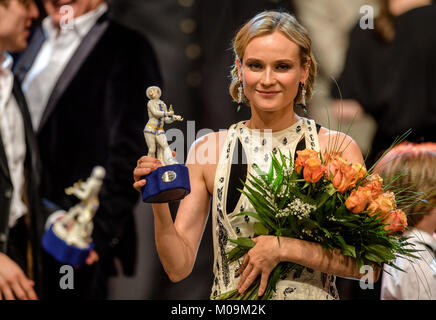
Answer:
[[0, 52, 27, 228], [22, 3, 108, 130], [381, 228, 436, 300]]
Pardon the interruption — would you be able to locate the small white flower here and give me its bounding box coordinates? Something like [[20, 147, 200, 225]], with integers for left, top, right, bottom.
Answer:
[[286, 198, 316, 219]]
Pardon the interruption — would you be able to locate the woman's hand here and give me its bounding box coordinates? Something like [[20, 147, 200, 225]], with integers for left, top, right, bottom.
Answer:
[[133, 156, 161, 191], [237, 235, 281, 297]]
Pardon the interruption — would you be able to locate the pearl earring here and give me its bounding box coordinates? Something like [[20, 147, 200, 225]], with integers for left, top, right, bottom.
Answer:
[[300, 83, 308, 116], [238, 85, 243, 103], [301, 85, 306, 107]]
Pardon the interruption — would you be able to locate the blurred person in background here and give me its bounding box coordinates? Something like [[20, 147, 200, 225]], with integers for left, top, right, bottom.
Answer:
[[14, 0, 162, 299], [331, 0, 436, 167], [294, 0, 376, 157], [0, 0, 45, 300], [376, 142, 436, 300]]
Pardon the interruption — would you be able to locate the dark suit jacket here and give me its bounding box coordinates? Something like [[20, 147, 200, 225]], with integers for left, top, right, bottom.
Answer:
[[0, 77, 46, 297], [14, 12, 162, 277]]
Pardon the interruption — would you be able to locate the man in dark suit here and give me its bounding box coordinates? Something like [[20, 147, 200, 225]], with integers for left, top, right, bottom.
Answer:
[[0, 0, 45, 300], [14, 0, 162, 299]]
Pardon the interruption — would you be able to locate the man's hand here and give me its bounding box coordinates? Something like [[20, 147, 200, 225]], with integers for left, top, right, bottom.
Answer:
[[0, 253, 38, 300]]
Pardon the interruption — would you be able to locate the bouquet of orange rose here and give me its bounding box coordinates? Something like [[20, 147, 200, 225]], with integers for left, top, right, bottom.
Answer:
[[213, 147, 419, 300]]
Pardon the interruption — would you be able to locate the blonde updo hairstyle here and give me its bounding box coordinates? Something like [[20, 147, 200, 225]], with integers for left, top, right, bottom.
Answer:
[[229, 11, 317, 107]]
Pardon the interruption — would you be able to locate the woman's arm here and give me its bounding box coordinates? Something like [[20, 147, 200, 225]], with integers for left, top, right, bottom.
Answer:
[[133, 133, 217, 282], [152, 157, 211, 282]]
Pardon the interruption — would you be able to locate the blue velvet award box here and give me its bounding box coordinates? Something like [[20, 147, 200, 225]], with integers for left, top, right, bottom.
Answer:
[[141, 163, 190, 203], [42, 225, 94, 267]]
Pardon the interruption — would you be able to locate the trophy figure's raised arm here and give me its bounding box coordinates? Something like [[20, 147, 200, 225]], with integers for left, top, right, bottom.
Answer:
[[42, 166, 106, 266], [141, 86, 190, 203]]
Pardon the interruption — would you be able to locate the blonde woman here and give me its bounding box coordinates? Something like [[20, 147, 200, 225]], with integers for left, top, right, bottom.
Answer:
[[134, 11, 378, 300], [377, 142, 436, 300]]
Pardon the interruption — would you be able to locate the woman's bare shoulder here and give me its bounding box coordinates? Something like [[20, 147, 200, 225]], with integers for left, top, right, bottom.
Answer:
[[186, 130, 229, 165], [318, 127, 364, 165]]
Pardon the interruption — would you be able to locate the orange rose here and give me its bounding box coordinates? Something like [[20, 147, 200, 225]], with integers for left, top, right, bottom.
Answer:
[[324, 153, 366, 191], [331, 163, 358, 193], [383, 209, 408, 234], [345, 186, 373, 214], [303, 157, 326, 183], [367, 192, 396, 217], [324, 154, 348, 180], [352, 163, 367, 182], [322, 151, 342, 162], [295, 149, 319, 174], [363, 173, 383, 198]]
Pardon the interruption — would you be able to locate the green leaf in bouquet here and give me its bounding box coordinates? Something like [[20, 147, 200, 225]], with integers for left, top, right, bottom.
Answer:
[[318, 226, 332, 238], [289, 169, 299, 181], [355, 256, 364, 268], [246, 281, 261, 300], [398, 236, 414, 243], [316, 184, 337, 209], [246, 175, 270, 199], [254, 222, 270, 236], [228, 237, 256, 249], [278, 184, 292, 210], [384, 262, 406, 273], [226, 246, 249, 263], [290, 188, 317, 207], [239, 187, 278, 229], [241, 184, 276, 212], [267, 161, 274, 185], [399, 247, 422, 254], [334, 219, 360, 229], [397, 251, 422, 260], [272, 172, 283, 197], [364, 251, 386, 263], [252, 163, 267, 179], [323, 197, 339, 215], [271, 153, 283, 175], [286, 215, 298, 235], [211, 288, 239, 300], [365, 244, 396, 262], [272, 170, 284, 194], [335, 234, 347, 248], [342, 245, 356, 258], [278, 149, 289, 170], [299, 218, 318, 231]]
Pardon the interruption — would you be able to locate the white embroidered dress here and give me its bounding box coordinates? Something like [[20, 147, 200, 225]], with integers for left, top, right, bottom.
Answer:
[[211, 117, 339, 300]]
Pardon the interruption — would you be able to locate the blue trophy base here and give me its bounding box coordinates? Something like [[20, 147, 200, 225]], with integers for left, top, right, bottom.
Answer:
[[141, 164, 190, 203], [42, 225, 93, 266]]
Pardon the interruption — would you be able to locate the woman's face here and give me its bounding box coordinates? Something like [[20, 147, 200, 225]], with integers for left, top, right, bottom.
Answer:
[[237, 31, 309, 113]]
